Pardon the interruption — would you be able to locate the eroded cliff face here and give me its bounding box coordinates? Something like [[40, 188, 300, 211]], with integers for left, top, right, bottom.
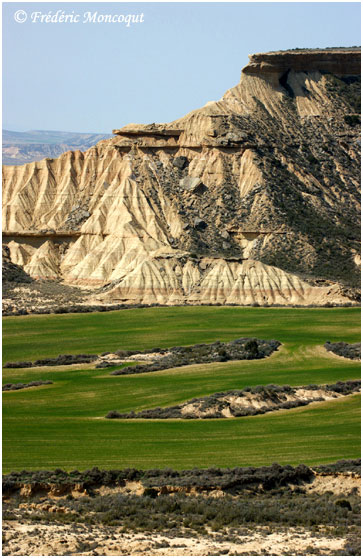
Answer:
[[2, 49, 361, 307]]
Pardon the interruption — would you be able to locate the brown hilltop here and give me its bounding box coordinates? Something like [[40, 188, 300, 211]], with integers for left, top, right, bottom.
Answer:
[[243, 48, 361, 78], [2, 48, 361, 308]]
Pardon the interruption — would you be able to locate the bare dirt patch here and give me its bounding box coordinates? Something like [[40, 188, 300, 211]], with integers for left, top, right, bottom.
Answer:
[[308, 473, 361, 497], [1, 521, 349, 556], [3, 463, 360, 556]]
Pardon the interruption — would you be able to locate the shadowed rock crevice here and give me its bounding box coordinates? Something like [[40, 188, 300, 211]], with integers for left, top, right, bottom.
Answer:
[[279, 69, 295, 98]]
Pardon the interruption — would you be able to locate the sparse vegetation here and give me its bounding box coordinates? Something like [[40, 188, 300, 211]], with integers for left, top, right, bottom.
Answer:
[[105, 380, 361, 419], [324, 74, 361, 112], [344, 114, 361, 126], [3, 460, 360, 546], [3, 462, 316, 494], [315, 459, 361, 475], [108, 338, 280, 376], [3, 459, 361, 555], [40, 489, 359, 532], [324, 341, 361, 360], [4, 353, 98, 369], [2, 380, 53, 392]]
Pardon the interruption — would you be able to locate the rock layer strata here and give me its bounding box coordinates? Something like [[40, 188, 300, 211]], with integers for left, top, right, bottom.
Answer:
[[2, 49, 361, 306]]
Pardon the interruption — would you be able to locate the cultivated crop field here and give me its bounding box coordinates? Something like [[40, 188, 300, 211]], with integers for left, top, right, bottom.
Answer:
[[3, 307, 360, 472]]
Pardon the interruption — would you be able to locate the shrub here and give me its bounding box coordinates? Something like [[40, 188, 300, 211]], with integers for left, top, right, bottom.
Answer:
[[335, 499, 352, 510], [4, 354, 98, 369], [143, 487, 158, 498], [110, 337, 281, 376], [344, 114, 361, 126], [3, 380, 53, 392], [4, 361, 32, 369], [324, 341, 361, 360], [104, 380, 360, 421], [105, 410, 123, 419]]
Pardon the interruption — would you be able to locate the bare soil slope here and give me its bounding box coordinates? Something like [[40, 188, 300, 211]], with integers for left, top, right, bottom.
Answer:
[[3, 48, 360, 307]]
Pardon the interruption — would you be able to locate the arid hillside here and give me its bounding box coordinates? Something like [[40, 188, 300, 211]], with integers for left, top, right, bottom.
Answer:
[[2, 48, 361, 307]]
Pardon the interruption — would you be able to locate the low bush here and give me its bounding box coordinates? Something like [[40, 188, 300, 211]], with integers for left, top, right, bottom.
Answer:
[[110, 338, 281, 376], [314, 459, 361, 475], [3, 380, 53, 392], [3, 459, 361, 508], [324, 341, 361, 361], [3, 361, 33, 369], [344, 114, 361, 126], [105, 381, 360, 420], [41, 488, 360, 534], [105, 410, 123, 419], [4, 354, 98, 369], [326, 380, 361, 395], [3, 462, 318, 495]]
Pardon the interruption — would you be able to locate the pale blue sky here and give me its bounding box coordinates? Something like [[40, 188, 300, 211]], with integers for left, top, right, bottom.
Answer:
[[2, 2, 361, 133]]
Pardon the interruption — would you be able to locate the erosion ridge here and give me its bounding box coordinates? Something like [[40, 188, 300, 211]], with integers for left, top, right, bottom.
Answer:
[[106, 381, 361, 420], [3, 460, 360, 497], [2, 48, 361, 307], [3, 461, 360, 556]]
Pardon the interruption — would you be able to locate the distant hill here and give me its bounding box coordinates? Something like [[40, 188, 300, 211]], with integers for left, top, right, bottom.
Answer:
[[2, 130, 112, 165]]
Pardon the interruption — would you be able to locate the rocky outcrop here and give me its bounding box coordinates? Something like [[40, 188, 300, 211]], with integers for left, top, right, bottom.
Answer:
[[243, 48, 361, 79], [2, 245, 33, 284], [2, 49, 361, 307]]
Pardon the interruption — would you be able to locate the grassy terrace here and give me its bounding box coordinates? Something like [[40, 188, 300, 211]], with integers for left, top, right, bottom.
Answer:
[[3, 307, 360, 472]]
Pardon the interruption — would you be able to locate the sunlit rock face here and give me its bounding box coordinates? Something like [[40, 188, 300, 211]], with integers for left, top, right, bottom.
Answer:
[[2, 48, 360, 306]]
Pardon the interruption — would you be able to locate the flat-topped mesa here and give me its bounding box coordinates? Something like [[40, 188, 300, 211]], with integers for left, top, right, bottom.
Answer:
[[242, 48, 361, 79], [113, 123, 183, 147], [2, 47, 360, 307]]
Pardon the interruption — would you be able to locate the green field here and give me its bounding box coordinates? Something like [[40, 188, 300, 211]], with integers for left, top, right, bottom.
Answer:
[[3, 307, 361, 472]]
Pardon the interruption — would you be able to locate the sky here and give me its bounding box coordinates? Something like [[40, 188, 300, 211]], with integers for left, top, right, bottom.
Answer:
[[2, 1, 361, 133]]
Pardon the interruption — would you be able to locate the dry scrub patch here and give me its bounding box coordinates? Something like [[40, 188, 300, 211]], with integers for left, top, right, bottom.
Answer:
[[324, 341, 361, 361], [3, 462, 360, 555], [106, 381, 361, 420], [1, 521, 350, 556]]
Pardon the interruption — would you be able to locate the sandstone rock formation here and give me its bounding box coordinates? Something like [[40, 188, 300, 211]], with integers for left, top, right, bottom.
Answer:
[[2, 48, 361, 307]]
